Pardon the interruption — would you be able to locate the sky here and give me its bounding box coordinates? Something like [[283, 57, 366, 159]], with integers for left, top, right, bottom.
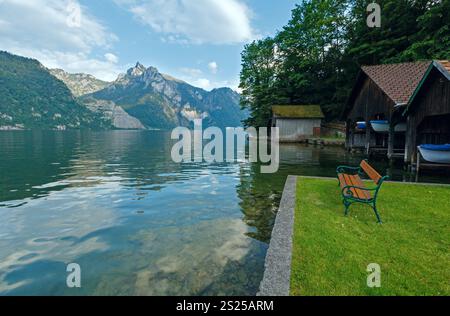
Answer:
[[0, 0, 299, 91]]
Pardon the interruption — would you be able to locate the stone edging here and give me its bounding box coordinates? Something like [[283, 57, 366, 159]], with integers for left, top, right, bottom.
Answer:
[[257, 175, 297, 296]]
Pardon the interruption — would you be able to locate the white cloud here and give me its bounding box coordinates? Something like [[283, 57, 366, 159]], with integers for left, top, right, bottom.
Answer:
[[0, 0, 120, 81], [194, 78, 239, 92], [104, 53, 119, 64], [180, 67, 203, 77], [193, 78, 212, 90], [177, 63, 231, 91], [181, 75, 240, 92], [208, 61, 218, 74], [118, 0, 256, 44]]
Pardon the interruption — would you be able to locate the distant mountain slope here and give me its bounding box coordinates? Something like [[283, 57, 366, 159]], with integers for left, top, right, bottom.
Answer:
[[0, 52, 244, 131], [0, 51, 111, 130], [50, 67, 145, 130], [81, 97, 146, 130], [87, 63, 245, 129], [50, 69, 109, 97]]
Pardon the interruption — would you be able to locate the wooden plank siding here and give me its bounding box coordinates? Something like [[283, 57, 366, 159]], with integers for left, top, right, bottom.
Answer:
[[346, 77, 396, 151], [405, 68, 450, 163], [348, 78, 396, 122]]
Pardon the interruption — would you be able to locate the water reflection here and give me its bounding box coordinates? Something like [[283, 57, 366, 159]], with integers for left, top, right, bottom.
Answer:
[[0, 131, 448, 295]]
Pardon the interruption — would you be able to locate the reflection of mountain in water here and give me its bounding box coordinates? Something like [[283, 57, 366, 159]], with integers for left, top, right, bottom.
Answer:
[[0, 131, 272, 295], [0, 131, 187, 204]]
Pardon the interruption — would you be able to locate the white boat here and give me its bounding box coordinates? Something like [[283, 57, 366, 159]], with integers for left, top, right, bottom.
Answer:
[[370, 120, 389, 133], [419, 144, 450, 164], [395, 123, 407, 133], [370, 121, 407, 133]]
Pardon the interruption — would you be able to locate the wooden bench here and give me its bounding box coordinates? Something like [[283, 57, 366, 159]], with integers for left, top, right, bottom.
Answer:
[[336, 160, 389, 223]]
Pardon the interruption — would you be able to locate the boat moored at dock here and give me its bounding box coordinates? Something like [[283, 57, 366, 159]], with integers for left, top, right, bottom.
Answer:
[[418, 144, 450, 164]]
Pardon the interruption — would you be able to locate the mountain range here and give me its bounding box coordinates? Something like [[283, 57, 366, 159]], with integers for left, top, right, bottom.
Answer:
[[0, 51, 244, 130], [0, 51, 111, 130]]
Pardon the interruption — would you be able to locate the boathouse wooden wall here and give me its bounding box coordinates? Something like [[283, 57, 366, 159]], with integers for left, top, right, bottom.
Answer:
[[405, 68, 450, 162], [346, 76, 396, 150], [348, 78, 395, 121]]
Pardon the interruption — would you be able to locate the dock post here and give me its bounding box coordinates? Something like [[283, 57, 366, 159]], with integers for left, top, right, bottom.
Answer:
[[416, 146, 421, 175], [388, 123, 394, 159], [365, 121, 371, 156]]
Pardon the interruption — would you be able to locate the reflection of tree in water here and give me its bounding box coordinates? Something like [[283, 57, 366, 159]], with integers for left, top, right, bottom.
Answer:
[[235, 144, 357, 244], [237, 162, 288, 244]]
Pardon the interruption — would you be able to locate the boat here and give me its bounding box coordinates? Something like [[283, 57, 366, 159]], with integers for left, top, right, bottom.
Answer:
[[419, 144, 450, 164], [395, 123, 407, 133], [356, 121, 366, 130], [370, 120, 389, 133], [370, 121, 407, 133]]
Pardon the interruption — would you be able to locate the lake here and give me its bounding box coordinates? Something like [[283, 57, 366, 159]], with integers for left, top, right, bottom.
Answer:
[[0, 131, 448, 295]]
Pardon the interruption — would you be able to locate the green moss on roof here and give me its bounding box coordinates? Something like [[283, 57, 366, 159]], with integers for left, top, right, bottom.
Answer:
[[272, 105, 324, 119]]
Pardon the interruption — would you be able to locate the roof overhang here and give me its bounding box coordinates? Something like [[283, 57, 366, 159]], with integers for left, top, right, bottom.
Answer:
[[403, 61, 450, 115], [434, 60, 450, 81]]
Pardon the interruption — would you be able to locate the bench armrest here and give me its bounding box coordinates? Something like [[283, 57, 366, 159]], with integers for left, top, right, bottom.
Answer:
[[342, 185, 377, 194], [342, 176, 389, 199], [341, 185, 377, 199], [337, 165, 361, 175]]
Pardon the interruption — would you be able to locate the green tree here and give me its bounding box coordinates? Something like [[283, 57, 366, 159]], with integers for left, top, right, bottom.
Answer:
[[346, 0, 431, 64], [276, 0, 350, 119], [400, 0, 450, 60], [239, 37, 286, 127], [239, 0, 450, 125]]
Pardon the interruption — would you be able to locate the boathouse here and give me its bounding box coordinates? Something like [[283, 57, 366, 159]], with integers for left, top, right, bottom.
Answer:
[[344, 62, 431, 158], [403, 60, 450, 164], [272, 105, 324, 142]]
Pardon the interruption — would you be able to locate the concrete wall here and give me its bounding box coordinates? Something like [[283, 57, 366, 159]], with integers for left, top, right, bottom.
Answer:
[[276, 119, 321, 142]]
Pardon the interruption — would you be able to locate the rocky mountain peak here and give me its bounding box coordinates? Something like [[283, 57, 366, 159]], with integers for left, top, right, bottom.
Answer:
[[127, 62, 147, 77], [49, 68, 109, 97]]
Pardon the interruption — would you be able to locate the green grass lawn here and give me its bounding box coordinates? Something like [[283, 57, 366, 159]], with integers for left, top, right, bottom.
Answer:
[[291, 177, 450, 296]]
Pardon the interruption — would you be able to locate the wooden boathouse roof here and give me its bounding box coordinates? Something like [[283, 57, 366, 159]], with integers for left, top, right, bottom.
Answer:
[[359, 62, 431, 105]]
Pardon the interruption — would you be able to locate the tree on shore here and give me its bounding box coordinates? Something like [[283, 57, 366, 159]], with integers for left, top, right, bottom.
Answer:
[[239, 0, 450, 127]]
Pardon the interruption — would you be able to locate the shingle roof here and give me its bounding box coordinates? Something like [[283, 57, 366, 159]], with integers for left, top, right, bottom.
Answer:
[[272, 105, 324, 119], [361, 61, 431, 105]]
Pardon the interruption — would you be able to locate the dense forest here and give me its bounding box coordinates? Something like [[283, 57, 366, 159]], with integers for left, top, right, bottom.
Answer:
[[0, 51, 111, 129], [239, 0, 450, 127]]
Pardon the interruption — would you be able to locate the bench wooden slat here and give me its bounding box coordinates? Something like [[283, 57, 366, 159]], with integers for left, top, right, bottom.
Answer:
[[338, 173, 371, 201], [348, 175, 371, 200], [360, 160, 382, 184], [343, 174, 359, 198]]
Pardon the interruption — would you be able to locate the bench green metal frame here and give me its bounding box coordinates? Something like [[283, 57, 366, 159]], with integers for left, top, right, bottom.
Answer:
[[336, 161, 389, 224]]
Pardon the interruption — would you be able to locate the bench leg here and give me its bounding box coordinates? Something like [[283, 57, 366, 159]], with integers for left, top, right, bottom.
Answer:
[[371, 202, 383, 224], [343, 199, 351, 216]]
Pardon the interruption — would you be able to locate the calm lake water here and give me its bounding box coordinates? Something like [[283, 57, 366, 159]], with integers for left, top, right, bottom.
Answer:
[[0, 131, 448, 296]]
